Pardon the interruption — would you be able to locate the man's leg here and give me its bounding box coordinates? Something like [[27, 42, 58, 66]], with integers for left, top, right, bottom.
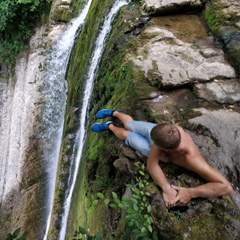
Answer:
[[108, 123, 151, 157], [95, 109, 133, 129], [92, 110, 153, 157], [112, 111, 133, 129], [109, 124, 131, 140], [95, 109, 155, 147]]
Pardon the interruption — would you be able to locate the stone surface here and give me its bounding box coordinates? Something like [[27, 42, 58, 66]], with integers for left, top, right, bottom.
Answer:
[[195, 79, 240, 104], [142, 0, 203, 15], [131, 26, 236, 87], [0, 26, 48, 202], [220, 0, 240, 17], [187, 109, 240, 183], [50, 0, 73, 22], [0, 14, 67, 240]]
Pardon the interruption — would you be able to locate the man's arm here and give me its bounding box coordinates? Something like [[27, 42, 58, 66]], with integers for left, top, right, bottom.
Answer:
[[173, 153, 233, 206], [147, 144, 177, 208]]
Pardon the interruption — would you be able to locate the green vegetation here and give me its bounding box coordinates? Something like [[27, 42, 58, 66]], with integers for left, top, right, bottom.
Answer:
[[94, 163, 158, 240], [5, 228, 26, 240], [0, 0, 52, 66], [205, 0, 239, 34], [205, 0, 240, 74], [73, 226, 102, 240], [65, 2, 146, 238], [49, 0, 122, 238]]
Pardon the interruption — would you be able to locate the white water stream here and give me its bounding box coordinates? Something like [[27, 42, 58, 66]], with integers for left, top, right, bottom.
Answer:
[[42, 1, 93, 239], [58, 0, 130, 239]]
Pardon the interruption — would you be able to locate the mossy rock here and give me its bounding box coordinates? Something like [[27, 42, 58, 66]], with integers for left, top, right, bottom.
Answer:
[[217, 26, 240, 74]]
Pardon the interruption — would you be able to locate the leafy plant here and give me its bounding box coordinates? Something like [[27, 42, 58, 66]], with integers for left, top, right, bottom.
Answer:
[[94, 163, 158, 240], [73, 226, 102, 240], [0, 0, 52, 66], [5, 227, 26, 240], [92, 174, 113, 191]]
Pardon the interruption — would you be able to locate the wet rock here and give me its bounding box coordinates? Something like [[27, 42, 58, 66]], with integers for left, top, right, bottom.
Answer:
[[150, 189, 240, 239], [134, 81, 160, 100], [193, 202, 213, 213], [140, 16, 150, 24], [130, 26, 236, 87], [113, 158, 132, 174], [219, 0, 240, 18], [115, 140, 140, 161], [50, 0, 73, 22], [226, 219, 240, 240], [187, 109, 240, 206], [124, 16, 150, 35], [195, 78, 240, 104], [142, 0, 203, 15], [218, 26, 240, 74]]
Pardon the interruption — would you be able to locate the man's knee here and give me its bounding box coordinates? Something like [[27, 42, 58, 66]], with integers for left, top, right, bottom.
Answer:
[[123, 129, 132, 140]]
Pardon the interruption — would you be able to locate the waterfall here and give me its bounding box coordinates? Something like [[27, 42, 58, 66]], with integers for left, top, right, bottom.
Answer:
[[58, 0, 130, 239], [42, 1, 93, 239]]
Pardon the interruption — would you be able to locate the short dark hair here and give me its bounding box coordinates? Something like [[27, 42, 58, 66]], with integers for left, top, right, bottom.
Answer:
[[150, 123, 181, 149]]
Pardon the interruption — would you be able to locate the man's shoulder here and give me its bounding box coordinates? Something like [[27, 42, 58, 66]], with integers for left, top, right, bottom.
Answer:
[[176, 125, 185, 133]]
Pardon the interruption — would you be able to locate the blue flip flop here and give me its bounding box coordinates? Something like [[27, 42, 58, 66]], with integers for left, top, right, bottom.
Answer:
[[91, 121, 113, 132], [96, 109, 115, 119]]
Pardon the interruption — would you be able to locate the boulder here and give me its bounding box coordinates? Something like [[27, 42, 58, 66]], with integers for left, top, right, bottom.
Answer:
[[187, 109, 240, 206], [195, 79, 240, 104], [142, 0, 203, 15], [187, 109, 240, 170], [131, 26, 236, 87], [50, 0, 73, 22]]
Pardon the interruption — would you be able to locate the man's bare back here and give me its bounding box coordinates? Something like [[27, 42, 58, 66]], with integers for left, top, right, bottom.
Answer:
[[160, 126, 200, 169], [92, 110, 233, 209], [149, 125, 233, 208]]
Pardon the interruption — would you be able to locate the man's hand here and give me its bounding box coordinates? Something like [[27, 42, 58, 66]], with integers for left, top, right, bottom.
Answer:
[[171, 185, 192, 206], [162, 185, 178, 208]]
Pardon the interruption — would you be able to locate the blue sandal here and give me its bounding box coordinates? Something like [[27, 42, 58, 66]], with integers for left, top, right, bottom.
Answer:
[[91, 121, 113, 132], [96, 109, 115, 119]]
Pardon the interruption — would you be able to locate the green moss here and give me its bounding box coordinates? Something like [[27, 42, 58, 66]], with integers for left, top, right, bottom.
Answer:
[[64, 3, 145, 238], [205, 0, 239, 34], [227, 44, 240, 72], [66, 174, 108, 239], [51, 0, 143, 237], [48, 0, 119, 238]]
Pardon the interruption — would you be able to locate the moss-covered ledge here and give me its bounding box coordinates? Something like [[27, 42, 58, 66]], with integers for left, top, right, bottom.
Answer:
[[48, 0, 122, 238], [65, 1, 152, 238]]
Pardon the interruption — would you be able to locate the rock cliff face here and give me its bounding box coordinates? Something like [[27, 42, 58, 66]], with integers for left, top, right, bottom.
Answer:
[[0, 25, 51, 238], [0, 0, 239, 239], [0, 0, 71, 238], [67, 0, 240, 239]]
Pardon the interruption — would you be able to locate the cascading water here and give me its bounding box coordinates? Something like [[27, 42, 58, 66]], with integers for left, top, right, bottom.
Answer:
[[42, 1, 93, 239], [58, 0, 130, 239]]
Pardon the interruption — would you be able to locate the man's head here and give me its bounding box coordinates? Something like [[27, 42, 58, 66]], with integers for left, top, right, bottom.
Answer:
[[150, 123, 181, 150]]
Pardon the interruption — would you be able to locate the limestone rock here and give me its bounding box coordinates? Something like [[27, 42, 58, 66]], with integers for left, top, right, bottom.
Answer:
[[195, 79, 240, 104], [218, 26, 240, 74], [220, 0, 240, 17], [142, 0, 203, 15], [50, 0, 73, 22], [187, 109, 240, 206], [131, 26, 236, 87], [113, 158, 132, 174]]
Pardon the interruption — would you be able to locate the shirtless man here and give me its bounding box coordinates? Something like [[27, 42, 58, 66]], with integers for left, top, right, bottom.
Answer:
[[92, 109, 233, 208]]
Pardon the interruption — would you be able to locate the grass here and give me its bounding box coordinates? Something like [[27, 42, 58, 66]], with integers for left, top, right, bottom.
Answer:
[[205, 0, 239, 34]]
